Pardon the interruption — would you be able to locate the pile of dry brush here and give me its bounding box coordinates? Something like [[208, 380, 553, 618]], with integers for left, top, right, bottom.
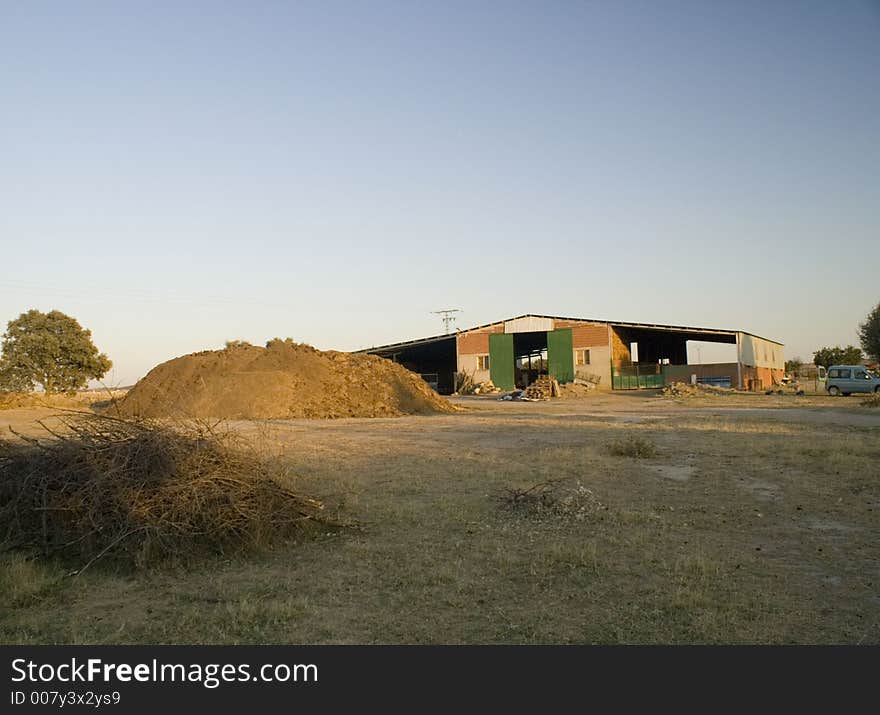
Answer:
[[501, 478, 608, 522], [0, 414, 329, 571]]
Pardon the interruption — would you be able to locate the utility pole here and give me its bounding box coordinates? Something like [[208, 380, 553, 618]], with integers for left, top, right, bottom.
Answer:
[[432, 309, 461, 334]]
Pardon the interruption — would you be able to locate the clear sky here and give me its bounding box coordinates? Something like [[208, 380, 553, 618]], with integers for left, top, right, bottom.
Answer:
[[2, 1, 878, 385]]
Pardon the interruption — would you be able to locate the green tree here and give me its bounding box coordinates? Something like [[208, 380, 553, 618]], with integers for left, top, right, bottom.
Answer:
[[0, 310, 112, 394], [858, 302, 880, 361], [784, 357, 803, 376], [812, 345, 863, 369]]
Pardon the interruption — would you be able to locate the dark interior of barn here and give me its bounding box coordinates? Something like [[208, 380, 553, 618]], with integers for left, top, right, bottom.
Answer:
[[512, 331, 549, 388], [365, 335, 457, 394]]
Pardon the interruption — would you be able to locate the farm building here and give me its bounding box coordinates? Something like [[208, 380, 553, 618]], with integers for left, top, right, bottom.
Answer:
[[360, 314, 784, 395]]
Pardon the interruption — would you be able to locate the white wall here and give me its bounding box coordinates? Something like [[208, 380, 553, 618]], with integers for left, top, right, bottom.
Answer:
[[457, 353, 490, 384], [573, 344, 612, 388], [738, 333, 785, 369], [504, 316, 553, 333]]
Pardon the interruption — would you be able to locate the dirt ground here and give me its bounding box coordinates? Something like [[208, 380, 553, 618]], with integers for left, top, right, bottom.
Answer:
[[1, 390, 878, 644]]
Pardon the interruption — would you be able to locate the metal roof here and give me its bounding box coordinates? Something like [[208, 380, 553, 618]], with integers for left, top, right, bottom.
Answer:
[[358, 313, 783, 353], [356, 332, 455, 354]]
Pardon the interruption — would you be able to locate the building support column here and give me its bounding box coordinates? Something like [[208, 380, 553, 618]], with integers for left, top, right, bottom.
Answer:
[[735, 332, 743, 390]]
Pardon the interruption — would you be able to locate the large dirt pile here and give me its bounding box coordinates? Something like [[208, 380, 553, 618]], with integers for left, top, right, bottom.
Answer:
[[114, 341, 455, 419]]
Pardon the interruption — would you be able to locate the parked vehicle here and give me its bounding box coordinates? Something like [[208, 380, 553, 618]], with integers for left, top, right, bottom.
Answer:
[[824, 365, 880, 396]]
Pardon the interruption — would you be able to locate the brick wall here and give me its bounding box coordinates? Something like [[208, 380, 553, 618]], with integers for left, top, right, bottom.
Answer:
[[552, 320, 610, 348], [741, 366, 785, 390], [457, 332, 490, 355], [457, 323, 503, 356]]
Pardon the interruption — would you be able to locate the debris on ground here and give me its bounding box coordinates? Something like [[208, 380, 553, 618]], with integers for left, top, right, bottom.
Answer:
[[453, 375, 501, 396], [500, 478, 608, 521], [574, 372, 602, 388], [557, 382, 597, 399], [473, 379, 501, 395], [659, 382, 732, 398], [0, 414, 332, 571], [114, 340, 456, 419], [496, 376, 595, 401], [765, 381, 806, 396]]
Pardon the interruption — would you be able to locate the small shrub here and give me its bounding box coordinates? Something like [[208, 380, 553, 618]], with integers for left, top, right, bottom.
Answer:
[[607, 435, 657, 458]]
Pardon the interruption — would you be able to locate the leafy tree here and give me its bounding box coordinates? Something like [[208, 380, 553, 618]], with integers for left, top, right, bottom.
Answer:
[[784, 358, 803, 376], [858, 302, 880, 361], [0, 310, 112, 394], [812, 345, 863, 369]]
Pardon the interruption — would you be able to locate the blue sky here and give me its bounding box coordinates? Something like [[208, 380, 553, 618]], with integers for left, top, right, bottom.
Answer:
[[1, 1, 878, 385]]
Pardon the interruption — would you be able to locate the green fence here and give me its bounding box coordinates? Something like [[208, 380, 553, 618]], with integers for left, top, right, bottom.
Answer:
[[612, 364, 665, 390]]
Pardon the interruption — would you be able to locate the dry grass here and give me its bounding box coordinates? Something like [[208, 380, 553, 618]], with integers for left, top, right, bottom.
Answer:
[[0, 414, 329, 571], [0, 394, 878, 644], [0, 389, 126, 412], [860, 393, 880, 408], [0, 553, 64, 606]]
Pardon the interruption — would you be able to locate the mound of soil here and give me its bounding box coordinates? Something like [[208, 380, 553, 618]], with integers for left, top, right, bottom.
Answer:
[[114, 341, 455, 419]]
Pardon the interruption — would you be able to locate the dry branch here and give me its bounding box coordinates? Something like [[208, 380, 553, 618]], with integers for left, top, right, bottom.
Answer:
[[0, 413, 331, 571]]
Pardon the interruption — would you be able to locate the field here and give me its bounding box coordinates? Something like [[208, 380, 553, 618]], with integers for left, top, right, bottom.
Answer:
[[1, 391, 878, 644]]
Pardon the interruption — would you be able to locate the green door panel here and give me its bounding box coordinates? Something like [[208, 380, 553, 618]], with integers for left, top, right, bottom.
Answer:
[[547, 329, 574, 384], [489, 333, 515, 390]]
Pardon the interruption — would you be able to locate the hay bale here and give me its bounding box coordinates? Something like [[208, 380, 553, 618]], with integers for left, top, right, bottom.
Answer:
[[0, 414, 328, 571]]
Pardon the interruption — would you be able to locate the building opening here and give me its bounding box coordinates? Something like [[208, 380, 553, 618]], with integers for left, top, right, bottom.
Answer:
[[610, 324, 737, 390], [513, 331, 549, 388], [365, 334, 457, 394]]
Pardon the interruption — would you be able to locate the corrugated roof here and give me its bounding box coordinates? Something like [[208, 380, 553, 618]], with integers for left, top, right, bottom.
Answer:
[[358, 313, 783, 353]]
